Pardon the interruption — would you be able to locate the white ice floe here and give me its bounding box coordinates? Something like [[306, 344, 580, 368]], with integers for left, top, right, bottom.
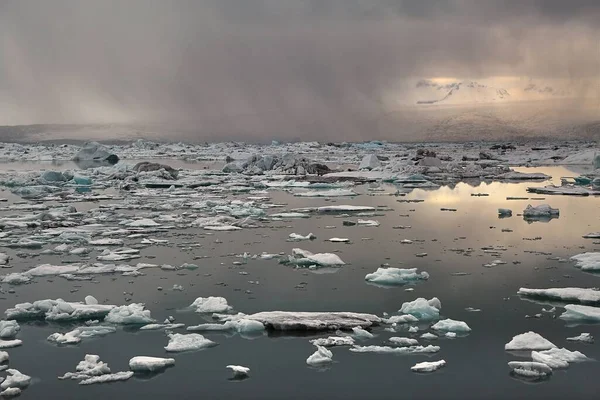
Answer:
[[287, 248, 345, 267], [187, 319, 264, 335], [518, 287, 600, 303], [48, 326, 116, 344], [227, 365, 250, 378], [294, 189, 356, 197], [189, 297, 233, 313], [411, 360, 446, 372], [227, 311, 381, 331], [384, 315, 419, 324], [560, 304, 600, 321], [389, 337, 419, 347], [80, 371, 134, 385], [0, 321, 19, 339], [399, 298, 441, 320], [570, 253, 600, 271], [0, 253, 9, 266], [104, 303, 155, 325], [270, 212, 309, 219], [288, 233, 316, 241], [88, 238, 124, 246], [357, 219, 380, 227], [310, 336, 355, 347], [164, 333, 216, 352], [317, 205, 375, 213], [350, 345, 440, 354], [125, 218, 160, 228], [0, 340, 22, 349], [431, 318, 471, 333], [352, 327, 374, 339], [327, 238, 349, 243], [365, 268, 429, 286], [583, 232, 600, 239], [0, 351, 8, 363], [567, 333, 594, 343], [505, 331, 556, 351], [5, 298, 115, 322], [420, 333, 438, 340], [0, 387, 21, 397], [522, 204, 559, 218], [59, 354, 111, 380], [531, 348, 589, 369], [140, 323, 185, 331], [129, 356, 175, 372], [0, 369, 31, 390], [508, 362, 552, 379], [204, 225, 242, 231], [306, 346, 333, 366]]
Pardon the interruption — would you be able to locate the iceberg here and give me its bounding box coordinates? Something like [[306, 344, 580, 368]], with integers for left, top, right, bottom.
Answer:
[[411, 360, 446, 372], [306, 346, 333, 366], [560, 304, 600, 322], [570, 253, 600, 271], [350, 345, 440, 354], [505, 331, 556, 351], [508, 361, 552, 379], [164, 333, 216, 352], [518, 287, 600, 304], [399, 298, 440, 320], [59, 354, 111, 380], [365, 268, 429, 286], [531, 348, 588, 369], [189, 297, 232, 313], [104, 303, 155, 325], [129, 356, 175, 372]]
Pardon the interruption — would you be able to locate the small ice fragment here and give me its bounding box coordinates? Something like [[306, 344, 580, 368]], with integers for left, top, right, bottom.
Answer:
[[310, 336, 355, 347], [85, 296, 98, 305], [288, 233, 316, 241], [189, 297, 232, 313], [365, 268, 429, 286], [129, 356, 175, 372], [446, 332, 457, 338], [420, 333, 438, 340], [399, 298, 440, 320], [104, 304, 155, 325], [411, 360, 446, 372], [226, 365, 250, 378], [352, 327, 374, 339], [164, 333, 216, 352], [508, 361, 552, 379], [0, 369, 31, 390], [350, 345, 440, 354], [0, 352, 8, 363], [389, 337, 419, 346], [498, 208, 512, 216], [79, 371, 134, 385], [567, 333, 594, 343], [306, 345, 333, 366], [0, 387, 21, 397], [0, 321, 20, 339], [505, 331, 556, 351], [531, 348, 588, 369], [0, 341, 22, 349], [431, 318, 471, 333]]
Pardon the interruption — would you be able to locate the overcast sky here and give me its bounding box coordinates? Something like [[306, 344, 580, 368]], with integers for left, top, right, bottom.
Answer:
[[1, 0, 598, 139]]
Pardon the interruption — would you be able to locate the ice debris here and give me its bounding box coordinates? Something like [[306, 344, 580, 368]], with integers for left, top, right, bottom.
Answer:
[[389, 337, 419, 347], [531, 348, 588, 369], [351, 327, 374, 339], [285, 248, 345, 267], [227, 311, 380, 331], [350, 345, 440, 354], [431, 319, 471, 333], [0, 321, 19, 339], [522, 204, 559, 218], [567, 333, 594, 343], [310, 336, 355, 347], [104, 303, 155, 325], [0, 369, 31, 390], [288, 233, 316, 241]]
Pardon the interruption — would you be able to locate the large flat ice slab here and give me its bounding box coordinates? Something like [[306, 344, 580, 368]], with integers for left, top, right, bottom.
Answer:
[[560, 304, 600, 322], [236, 311, 381, 331], [571, 253, 600, 271], [518, 287, 600, 304]]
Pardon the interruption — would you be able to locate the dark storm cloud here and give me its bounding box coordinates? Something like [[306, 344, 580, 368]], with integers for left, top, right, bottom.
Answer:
[[0, 0, 598, 140]]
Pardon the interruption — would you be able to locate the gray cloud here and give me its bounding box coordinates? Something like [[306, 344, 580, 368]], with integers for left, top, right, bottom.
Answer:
[[0, 0, 598, 141]]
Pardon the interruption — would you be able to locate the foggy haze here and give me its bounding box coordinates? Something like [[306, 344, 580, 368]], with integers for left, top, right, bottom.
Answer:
[[1, 0, 599, 142]]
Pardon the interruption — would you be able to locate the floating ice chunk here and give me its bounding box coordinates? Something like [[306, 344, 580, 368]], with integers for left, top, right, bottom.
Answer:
[[189, 297, 232, 313], [59, 354, 111, 380], [288, 233, 316, 241], [359, 154, 381, 170], [317, 205, 375, 213], [48, 325, 116, 344], [186, 319, 264, 334], [0, 369, 30, 390], [79, 371, 133, 385], [306, 346, 333, 366], [287, 248, 345, 266], [231, 311, 381, 331], [310, 336, 355, 347], [85, 295, 98, 305], [0, 321, 19, 339], [384, 314, 419, 324], [327, 238, 349, 243], [270, 212, 309, 219], [509, 362, 552, 379], [522, 204, 559, 218], [357, 219, 380, 227], [531, 348, 589, 369], [498, 208, 512, 216], [560, 304, 600, 321], [420, 333, 438, 340], [0, 387, 20, 397], [411, 360, 446, 372], [408, 326, 418, 333], [126, 219, 160, 228], [583, 232, 600, 239], [518, 287, 600, 304], [295, 189, 356, 197], [570, 253, 600, 271], [389, 337, 419, 347], [140, 323, 185, 331], [0, 340, 21, 349], [104, 304, 155, 325], [350, 345, 440, 354], [431, 319, 471, 333], [204, 225, 242, 231], [164, 333, 216, 352], [5, 298, 115, 322], [352, 327, 374, 339], [0, 253, 8, 266], [445, 332, 457, 338], [399, 298, 441, 320], [226, 365, 250, 378], [365, 268, 429, 286], [567, 333, 594, 343], [88, 238, 124, 246], [129, 357, 175, 372], [0, 352, 8, 363], [505, 331, 556, 351], [48, 330, 82, 345], [73, 141, 119, 165]]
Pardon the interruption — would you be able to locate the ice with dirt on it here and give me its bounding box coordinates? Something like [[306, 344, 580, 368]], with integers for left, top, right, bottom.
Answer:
[[505, 331, 556, 351], [365, 268, 429, 286], [288, 233, 316, 241], [411, 360, 446, 373], [567, 333, 594, 343], [431, 318, 471, 333], [80, 371, 134, 385], [129, 356, 175, 372], [0, 321, 20, 339], [306, 346, 333, 366], [531, 348, 589, 369], [389, 337, 419, 347], [229, 311, 381, 331], [352, 327, 374, 339], [104, 303, 155, 324], [509, 362, 552, 379], [286, 248, 345, 267], [399, 298, 440, 320], [522, 204, 559, 218], [350, 345, 440, 354], [189, 297, 232, 313], [560, 304, 600, 321], [570, 253, 600, 271], [0, 369, 31, 390], [310, 336, 355, 347], [518, 287, 600, 303], [164, 333, 216, 352], [227, 365, 250, 378]]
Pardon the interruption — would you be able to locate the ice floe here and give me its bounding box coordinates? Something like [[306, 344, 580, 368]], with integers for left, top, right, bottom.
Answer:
[[0, 369, 31, 390], [129, 357, 175, 372], [226, 365, 250, 378], [505, 332, 556, 351], [365, 268, 429, 286], [310, 336, 355, 347], [570, 253, 600, 271], [431, 319, 471, 333], [189, 297, 233, 313], [0, 321, 19, 339], [399, 298, 441, 320], [164, 333, 216, 352], [531, 348, 588, 369], [411, 360, 446, 372], [559, 304, 600, 322], [284, 248, 345, 267], [567, 333, 594, 343], [518, 287, 600, 304], [306, 346, 333, 366], [104, 303, 155, 325], [224, 311, 381, 331], [389, 337, 419, 347], [350, 345, 440, 354], [508, 362, 552, 379]]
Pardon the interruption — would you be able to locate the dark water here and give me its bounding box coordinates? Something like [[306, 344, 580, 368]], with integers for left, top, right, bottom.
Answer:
[[1, 166, 600, 399]]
